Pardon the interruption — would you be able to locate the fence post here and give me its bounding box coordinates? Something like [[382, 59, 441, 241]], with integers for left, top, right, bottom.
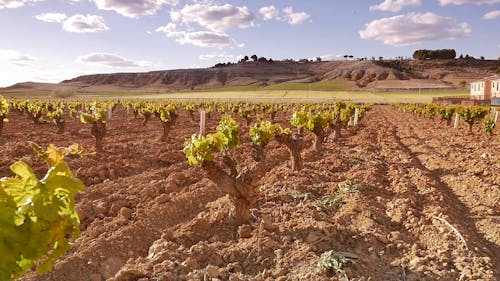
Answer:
[[354, 108, 359, 126], [453, 112, 459, 129], [495, 110, 499, 123], [200, 111, 206, 134]]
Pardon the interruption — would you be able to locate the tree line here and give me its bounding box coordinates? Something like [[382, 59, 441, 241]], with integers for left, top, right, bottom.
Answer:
[[413, 49, 456, 60]]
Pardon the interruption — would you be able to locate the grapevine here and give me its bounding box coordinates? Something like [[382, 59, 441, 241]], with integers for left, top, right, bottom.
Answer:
[[80, 102, 109, 152], [46, 105, 65, 134], [457, 106, 490, 133], [0, 143, 85, 280], [0, 95, 9, 135], [482, 116, 495, 136], [156, 103, 179, 142]]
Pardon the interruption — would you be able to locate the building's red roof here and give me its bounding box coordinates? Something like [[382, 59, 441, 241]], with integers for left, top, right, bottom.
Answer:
[[485, 75, 500, 80], [471, 75, 500, 83]]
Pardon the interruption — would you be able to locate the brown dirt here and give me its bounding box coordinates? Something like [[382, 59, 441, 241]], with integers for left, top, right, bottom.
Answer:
[[1, 105, 498, 281]]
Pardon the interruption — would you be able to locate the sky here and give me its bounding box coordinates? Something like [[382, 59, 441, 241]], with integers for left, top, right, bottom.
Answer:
[[0, 0, 499, 87]]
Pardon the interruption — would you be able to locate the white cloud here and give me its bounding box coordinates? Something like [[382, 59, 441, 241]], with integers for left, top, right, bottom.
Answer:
[[483, 10, 500, 20], [156, 22, 177, 33], [34, 12, 67, 23], [161, 3, 255, 48], [199, 54, 234, 60], [0, 0, 43, 9], [369, 0, 421, 12], [282, 6, 310, 25], [156, 20, 240, 48], [0, 63, 93, 87], [0, 49, 35, 66], [175, 31, 236, 48], [76, 52, 151, 67], [35, 13, 108, 33], [170, 3, 254, 32], [359, 12, 471, 46], [258, 6, 310, 25], [91, 0, 179, 18], [62, 14, 108, 33], [438, 0, 500, 5], [259, 5, 278, 21], [161, 30, 237, 48], [316, 54, 346, 61]]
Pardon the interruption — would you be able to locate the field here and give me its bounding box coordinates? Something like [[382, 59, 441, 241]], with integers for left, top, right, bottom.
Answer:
[[1, 101, 498, 281], [1, 89, 466, 104], [0, 85, 469, 104]]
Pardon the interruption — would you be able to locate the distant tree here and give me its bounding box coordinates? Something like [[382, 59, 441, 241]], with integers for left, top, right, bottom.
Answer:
[[459, 54, 464, 59], [239, 55, 249, 63], [214, 62, 233, 68], [316, 57, 322, 62], [343, 55, 348, 60], [257, 57, 268, 62], [348, 55, 354, 60], [480, 56, 485, 60], [251, 54, 258, 61], [378, 56, 383, 61], [413, 49, 456, 60]]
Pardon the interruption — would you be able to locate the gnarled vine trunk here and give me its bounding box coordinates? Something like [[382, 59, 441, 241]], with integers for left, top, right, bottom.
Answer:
[[55, 119, 65, 134], [275, 133, 303, 171], [245, 117, 252, 126], [200, 145, 268, 223], [445, 118, 452, 127], [466, 121, 474, 134], [91, 121, 106, 152], [30, 112, 43, 124], [160, 113, 178, 142], [312, 126, 325, 152], [142, 113, 151, 125]]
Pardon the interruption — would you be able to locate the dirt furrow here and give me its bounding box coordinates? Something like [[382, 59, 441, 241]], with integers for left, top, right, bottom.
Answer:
[[376, 106, 497, 280]]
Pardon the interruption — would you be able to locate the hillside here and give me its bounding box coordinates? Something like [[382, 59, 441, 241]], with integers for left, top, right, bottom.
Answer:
[[1, 59, 499, 95]]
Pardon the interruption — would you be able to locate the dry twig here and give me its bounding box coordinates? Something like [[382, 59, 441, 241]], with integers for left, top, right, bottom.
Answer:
[[432, 215, 468, 251]]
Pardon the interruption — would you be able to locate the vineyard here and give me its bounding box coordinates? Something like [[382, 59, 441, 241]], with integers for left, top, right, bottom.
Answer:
[[0, 96, 498, 281]]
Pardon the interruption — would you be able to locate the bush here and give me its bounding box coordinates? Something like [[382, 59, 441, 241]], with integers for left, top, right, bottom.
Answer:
[[51, 88, 76, 99], [413, 49, 456, 60]]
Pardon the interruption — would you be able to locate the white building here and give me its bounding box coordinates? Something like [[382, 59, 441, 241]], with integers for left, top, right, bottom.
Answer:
[[470, 75, 500, 100], [491, 76, 500, 98]]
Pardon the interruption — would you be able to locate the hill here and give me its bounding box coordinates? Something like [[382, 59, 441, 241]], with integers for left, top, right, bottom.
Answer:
[[1, 59, 499, 95]]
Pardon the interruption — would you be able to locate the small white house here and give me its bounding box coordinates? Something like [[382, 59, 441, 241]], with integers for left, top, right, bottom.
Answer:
[[491, 76, 500, 98], [470, 75, 500, 100]]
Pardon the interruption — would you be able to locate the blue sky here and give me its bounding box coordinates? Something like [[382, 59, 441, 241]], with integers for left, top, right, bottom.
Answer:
[[0, 0, 498, 86]]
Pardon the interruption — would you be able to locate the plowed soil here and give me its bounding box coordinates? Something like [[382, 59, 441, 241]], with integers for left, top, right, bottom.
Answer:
[[1, 105, 498, 281]]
